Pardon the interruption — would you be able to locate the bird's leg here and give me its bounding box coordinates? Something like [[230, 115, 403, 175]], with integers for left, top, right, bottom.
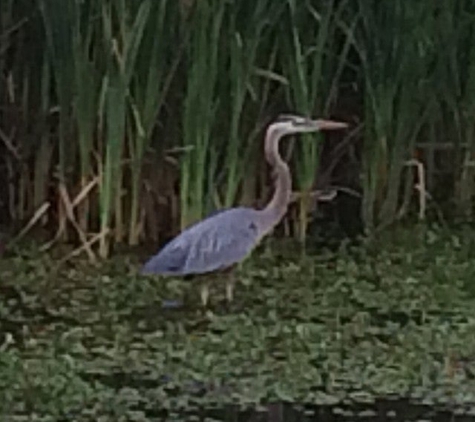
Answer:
[[200, 282, 210, 307], [225, 272, 236, 303]]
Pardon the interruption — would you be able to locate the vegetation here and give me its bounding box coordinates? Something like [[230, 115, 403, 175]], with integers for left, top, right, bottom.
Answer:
[[1, 0, 475, 257], [1, 226, 475, 420], [3, 1, 475, 420]]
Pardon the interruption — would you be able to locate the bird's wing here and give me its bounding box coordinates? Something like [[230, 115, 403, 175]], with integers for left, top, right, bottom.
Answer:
[[141, 208, 260, 276], [140, 238, 189, 275], [181, 217, 259, 274]]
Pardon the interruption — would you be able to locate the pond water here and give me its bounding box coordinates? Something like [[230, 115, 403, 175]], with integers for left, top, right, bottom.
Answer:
[[1, 230, 475, 421]]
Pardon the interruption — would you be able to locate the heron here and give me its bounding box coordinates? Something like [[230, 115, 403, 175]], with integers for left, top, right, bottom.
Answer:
[[141, 114, 348, 306]]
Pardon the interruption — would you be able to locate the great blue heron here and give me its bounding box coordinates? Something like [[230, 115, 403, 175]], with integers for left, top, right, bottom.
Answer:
[[141, 114, 348, 305]]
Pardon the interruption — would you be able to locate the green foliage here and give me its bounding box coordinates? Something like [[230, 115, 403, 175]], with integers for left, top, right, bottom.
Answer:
[[2, 228, 475, 418], [350, 1, 433, 230], [280, 0, 353, 241], [180, 0, 224, 228], [3, 0, 475, 253], [426, 1, 475, 218]]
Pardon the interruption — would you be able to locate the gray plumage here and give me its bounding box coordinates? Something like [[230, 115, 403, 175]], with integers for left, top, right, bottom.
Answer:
[[141, 207, 262, 275]]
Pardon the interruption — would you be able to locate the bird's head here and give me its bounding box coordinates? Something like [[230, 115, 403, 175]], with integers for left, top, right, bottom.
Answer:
[[269, 114, 348, 136]]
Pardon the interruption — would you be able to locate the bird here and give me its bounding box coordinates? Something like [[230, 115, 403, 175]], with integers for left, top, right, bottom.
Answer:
[[141, 114, 348, 306]]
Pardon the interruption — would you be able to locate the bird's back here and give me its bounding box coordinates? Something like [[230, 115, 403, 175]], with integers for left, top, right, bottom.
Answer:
[[141, 207, 263, 276]]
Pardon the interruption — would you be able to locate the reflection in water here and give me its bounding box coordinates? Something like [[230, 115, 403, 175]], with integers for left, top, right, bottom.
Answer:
[[174, 400, 475, 422]]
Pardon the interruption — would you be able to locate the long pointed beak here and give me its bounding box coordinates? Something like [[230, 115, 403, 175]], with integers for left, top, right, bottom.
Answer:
[[314, 119, 349, 130]]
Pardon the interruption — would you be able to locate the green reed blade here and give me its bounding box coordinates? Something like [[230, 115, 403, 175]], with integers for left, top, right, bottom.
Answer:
[[220, 0, 284, 208], [38, 0, 77, 180], [99, 72, 126, 257], [280, 0, 349, 241], [353, 0, 433, 230], [127, 0, 182, 244], [180, 0, 224, 229]]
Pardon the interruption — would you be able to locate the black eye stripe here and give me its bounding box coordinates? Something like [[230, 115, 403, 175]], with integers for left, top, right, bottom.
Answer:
[[276, 114, 311, 126], [277, 114, 296, 122]]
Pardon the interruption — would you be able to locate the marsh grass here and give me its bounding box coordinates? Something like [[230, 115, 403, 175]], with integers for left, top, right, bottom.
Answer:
[[2, 227, 475, 418], [3, 0, 475, 257], [426, 2, 475, 219], [179, 0, 223, 228], [281, 0, 352, 242], [351, 1, 434, 231]]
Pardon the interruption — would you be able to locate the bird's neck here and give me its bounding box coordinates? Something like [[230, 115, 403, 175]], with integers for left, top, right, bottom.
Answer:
[[260, 128, 292, 234]]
